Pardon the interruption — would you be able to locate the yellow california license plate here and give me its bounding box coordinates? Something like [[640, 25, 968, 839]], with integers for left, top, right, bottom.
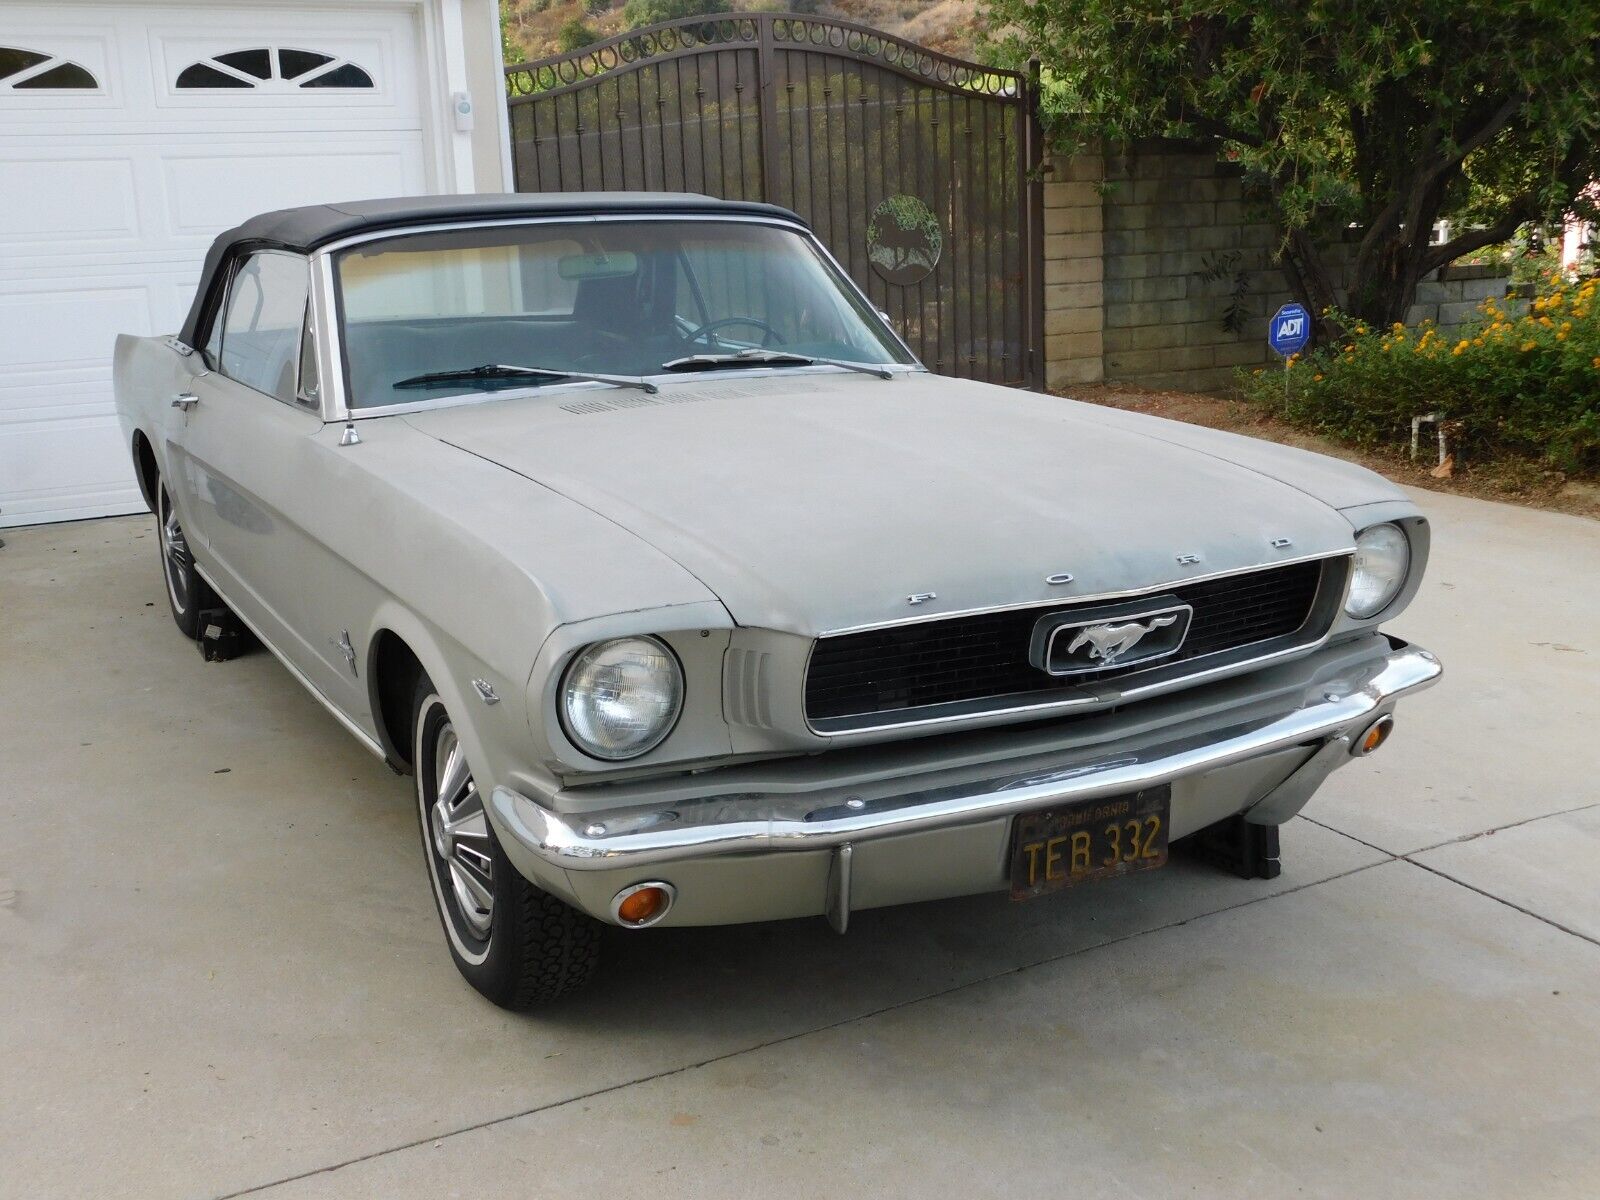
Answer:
[[1009, 786, 1171, 899]]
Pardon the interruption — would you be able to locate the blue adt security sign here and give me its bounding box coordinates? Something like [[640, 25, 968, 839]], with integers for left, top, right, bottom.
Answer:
[[1268, 302, 1312, 357]]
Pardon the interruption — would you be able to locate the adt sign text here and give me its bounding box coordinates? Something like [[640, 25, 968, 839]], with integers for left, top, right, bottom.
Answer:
[[1268, 302, 1312, 357]]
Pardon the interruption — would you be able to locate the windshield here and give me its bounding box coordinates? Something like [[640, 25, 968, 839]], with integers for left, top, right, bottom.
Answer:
[[334, 219, 916, 409]]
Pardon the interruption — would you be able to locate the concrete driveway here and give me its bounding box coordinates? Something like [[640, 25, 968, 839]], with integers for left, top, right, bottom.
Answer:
[[2, 490, 1596, 1199]]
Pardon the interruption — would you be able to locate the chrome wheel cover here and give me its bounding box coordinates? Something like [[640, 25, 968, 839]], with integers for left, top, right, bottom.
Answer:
[[428, 721, 494, 941], [157, 485, 192, 615]]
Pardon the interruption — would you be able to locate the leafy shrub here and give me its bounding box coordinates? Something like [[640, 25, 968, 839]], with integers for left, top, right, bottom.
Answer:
[[1238, 277, 1600, 475], [620, 0, 729, 28], [557, 18, 599, 51]]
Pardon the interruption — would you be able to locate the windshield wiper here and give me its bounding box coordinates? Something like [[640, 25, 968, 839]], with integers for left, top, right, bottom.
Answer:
[[393, 363, 658, 394], [659, 349, 895, 380]]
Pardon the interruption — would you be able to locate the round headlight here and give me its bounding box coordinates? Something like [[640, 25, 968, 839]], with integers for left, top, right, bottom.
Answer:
[[560, 636, 683, 760], [1346, 523, 1411, 618]]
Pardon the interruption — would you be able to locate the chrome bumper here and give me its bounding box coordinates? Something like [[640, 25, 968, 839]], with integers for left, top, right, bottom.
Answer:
[[491, 638, 1441, 881]]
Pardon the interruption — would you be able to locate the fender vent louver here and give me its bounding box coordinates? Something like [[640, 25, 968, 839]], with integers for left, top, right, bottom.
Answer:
[[723, 648, 775, 729]]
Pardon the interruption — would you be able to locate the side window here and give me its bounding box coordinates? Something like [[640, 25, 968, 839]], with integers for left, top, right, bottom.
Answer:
[[218, 252, 310, 403]]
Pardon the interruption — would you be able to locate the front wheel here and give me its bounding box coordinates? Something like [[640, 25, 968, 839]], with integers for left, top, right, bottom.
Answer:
[[155, 477, 216, 639], [412, 680, 602, 1008]]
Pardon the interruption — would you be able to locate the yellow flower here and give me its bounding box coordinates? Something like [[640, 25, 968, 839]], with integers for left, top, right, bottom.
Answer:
[[1593, 356, 1600, 370], [1344, 344, 1355, 353], [1473, 338, 1484, 347], [1455, 339, 1469, 351], [1452, 345, 1464, 356], [1314, 373, 1324, 381], [1521, 341, 1536, 352], [1557, 330, 1568, 340]]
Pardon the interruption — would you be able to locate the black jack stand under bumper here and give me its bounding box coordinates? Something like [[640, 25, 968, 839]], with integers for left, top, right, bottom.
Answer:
[[1181, 815, 1282, 880], [196, 607, 254, 662]]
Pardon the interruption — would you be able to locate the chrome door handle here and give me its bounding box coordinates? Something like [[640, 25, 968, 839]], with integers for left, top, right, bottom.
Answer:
[[171, 393, 198, 411]]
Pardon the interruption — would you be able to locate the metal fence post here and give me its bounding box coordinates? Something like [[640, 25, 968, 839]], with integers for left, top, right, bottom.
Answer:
[[1023, 55, 1047, 392], [756, 15, 780, 205]]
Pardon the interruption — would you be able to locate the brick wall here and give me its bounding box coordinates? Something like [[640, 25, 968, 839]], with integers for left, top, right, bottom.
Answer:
[[1041, 140, 1507, 393], [1407, 264, 1508, 327], [1041, 152, 1106, 387]]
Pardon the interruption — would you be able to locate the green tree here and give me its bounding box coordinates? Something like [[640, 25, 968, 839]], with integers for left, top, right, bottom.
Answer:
[[499, 2, 524, 66], [621, 0, 730, 30], [983, 0, 1600, 332], [557, 17, 601, 52]]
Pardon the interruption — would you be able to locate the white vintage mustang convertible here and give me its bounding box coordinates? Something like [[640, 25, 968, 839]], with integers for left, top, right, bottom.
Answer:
[[115, 193, 1441, 1008]]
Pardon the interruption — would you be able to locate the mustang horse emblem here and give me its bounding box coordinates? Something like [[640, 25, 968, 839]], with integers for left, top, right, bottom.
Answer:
[[1066, 614, 1180, 664]]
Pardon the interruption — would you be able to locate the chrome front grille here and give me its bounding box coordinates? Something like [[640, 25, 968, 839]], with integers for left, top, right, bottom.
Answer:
[[804, 557, 1345, 731]]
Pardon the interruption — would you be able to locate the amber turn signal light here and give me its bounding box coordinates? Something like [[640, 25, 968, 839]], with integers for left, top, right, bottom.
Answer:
[[1352, 715, 1395, 757], [611, 881, 676, 928]]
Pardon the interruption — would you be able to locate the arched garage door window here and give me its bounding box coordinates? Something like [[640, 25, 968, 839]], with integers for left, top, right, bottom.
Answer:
[[176, 48, 373, 90], [0, 46, 98, 89]]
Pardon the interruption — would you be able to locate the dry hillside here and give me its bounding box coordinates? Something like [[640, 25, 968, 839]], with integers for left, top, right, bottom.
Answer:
[[503, 0, 985, 64]]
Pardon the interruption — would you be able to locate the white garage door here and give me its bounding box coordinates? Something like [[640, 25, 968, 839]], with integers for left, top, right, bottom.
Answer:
[[0, 4, 432, 527]]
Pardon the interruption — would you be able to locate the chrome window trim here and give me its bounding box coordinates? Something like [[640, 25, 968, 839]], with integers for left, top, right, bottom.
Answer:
[[315, 212, 923, 422], [801, 552, 1354, 738], [310, 250, 343, 423]]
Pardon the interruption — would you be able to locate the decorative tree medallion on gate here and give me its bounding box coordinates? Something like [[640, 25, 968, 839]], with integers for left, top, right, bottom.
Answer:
[[867, 196, 943, 285]]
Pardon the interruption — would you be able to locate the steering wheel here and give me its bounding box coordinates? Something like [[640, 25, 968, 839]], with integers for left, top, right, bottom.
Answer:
[[683, 316, 786, 349]]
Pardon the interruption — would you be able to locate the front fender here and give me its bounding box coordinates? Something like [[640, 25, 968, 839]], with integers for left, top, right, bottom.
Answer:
[[362, 599, 532, 800]]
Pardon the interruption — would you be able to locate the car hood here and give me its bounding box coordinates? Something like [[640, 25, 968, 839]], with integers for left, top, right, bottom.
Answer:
[[404, 372, 1370, 634]]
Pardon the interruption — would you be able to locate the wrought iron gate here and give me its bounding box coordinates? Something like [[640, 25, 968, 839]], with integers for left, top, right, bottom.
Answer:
[[505, 13, 1045, 387]]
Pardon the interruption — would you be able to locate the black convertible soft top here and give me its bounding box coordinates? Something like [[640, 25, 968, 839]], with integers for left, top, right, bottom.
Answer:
[[178, 192, 804, 349]]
